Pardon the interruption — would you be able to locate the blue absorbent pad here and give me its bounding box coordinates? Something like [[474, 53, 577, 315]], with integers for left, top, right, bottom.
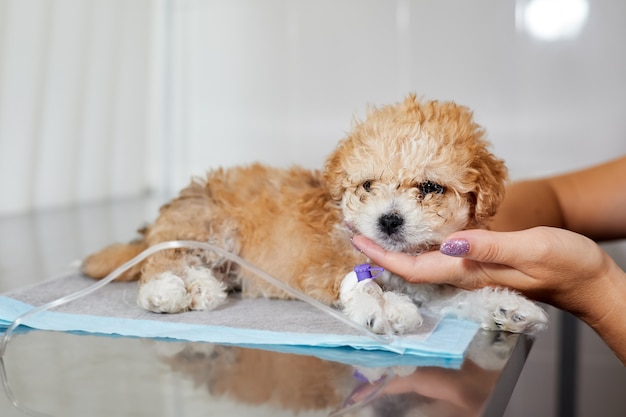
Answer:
[[0, 274, 479, 367]]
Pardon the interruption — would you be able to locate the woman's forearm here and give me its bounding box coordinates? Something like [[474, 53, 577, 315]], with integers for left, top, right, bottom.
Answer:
[[492, 155, 626, 240], [490, 178, 565, 232]]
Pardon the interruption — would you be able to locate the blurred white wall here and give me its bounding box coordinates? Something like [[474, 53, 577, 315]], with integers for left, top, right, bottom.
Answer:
[[164, 0, 626, 195], [0, 0, 157, 216], [0, 0, 625, 213]]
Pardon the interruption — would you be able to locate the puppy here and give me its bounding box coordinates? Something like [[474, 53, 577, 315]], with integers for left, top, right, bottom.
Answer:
[[82, 94, 547, 335], [160, 344, 353, 412], [158, 338, 514, 415]]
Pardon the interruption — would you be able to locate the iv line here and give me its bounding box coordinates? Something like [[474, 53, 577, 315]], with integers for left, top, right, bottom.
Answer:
[[0, 240, 399, 357]]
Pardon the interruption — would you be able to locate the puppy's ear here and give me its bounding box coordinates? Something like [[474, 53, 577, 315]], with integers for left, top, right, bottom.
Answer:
[[322, 142, 348, 202], [468, 149, 508, 228]]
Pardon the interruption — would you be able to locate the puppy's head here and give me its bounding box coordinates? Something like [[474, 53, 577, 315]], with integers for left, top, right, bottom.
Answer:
[[324, 94, 507, 253]]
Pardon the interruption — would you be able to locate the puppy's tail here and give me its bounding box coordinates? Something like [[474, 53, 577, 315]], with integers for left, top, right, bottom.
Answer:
[[81, 240, 148, 281]]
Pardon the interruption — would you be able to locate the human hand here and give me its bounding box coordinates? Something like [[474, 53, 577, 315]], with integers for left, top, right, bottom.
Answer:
[[351, 226, 625, 328], [348, 360, 499, 416]]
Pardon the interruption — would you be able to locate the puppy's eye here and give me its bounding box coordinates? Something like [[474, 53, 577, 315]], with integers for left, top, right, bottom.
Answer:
[[362, 180, 373, 192], [418, 180, 445, 195]]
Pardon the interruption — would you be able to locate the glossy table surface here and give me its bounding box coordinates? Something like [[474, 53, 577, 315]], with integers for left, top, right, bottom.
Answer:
[[0, 197, 536, 417]]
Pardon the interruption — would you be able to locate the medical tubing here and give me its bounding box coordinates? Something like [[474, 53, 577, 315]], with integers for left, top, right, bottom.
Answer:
[[0, 240, 398, 357], [0, 357, 53, 417]]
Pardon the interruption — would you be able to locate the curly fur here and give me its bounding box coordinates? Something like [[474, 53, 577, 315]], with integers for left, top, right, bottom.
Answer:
[[82, 94, 547, 334]]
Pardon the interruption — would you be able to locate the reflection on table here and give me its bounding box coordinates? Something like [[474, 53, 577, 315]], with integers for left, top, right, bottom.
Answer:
[[0, 327, 525, 417]]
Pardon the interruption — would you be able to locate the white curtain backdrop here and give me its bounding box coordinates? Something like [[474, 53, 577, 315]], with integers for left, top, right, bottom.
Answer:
[[163, 0, 626, 195], [1, 0, 625, 216], [0, 0, 159, 216]]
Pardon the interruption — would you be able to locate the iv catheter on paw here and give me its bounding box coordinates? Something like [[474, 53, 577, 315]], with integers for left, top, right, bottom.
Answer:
[[0, 240, 400, 357]]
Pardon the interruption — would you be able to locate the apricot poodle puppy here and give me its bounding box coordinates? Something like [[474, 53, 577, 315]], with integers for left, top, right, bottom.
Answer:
[[82, 94, 547, 335]]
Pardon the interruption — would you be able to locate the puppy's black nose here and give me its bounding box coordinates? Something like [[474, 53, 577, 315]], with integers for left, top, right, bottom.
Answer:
[[378, 213, 404, 235]]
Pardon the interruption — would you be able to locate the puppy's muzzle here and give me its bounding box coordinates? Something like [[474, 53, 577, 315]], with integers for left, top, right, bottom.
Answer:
[[378, 213, 404, 235]]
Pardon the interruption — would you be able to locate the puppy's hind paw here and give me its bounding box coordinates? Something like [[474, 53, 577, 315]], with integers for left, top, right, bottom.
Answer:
[[137, 268, 228, 314], [137, 272, 191, 313], [184, 267, 228, 311]]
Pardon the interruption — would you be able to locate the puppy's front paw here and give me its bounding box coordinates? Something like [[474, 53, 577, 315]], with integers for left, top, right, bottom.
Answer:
[[382, 292, 423, 334], [486, 299, 548, 335], [340, 272, 422, 334], [343, 290, 387, 333]]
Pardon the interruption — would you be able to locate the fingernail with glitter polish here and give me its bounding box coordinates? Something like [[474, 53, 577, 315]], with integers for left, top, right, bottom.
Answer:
[[440, 239, 470, 257]]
